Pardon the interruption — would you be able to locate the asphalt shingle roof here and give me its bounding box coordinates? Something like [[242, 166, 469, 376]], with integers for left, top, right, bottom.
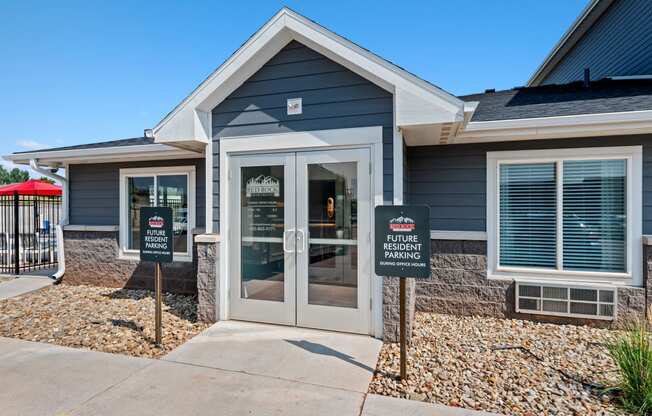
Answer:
[[13, 79, 652, 157], [13, 137, 153, 154], [460, 78, 652, 122]]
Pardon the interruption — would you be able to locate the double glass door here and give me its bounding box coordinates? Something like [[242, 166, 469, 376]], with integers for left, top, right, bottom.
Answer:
[[229, 148, 371, 334]]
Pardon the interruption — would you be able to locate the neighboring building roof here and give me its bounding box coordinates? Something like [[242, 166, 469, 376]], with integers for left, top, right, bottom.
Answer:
[[460, 78, 652, 122], [528, 0, 615, 86], [13, 137, 153, 155]]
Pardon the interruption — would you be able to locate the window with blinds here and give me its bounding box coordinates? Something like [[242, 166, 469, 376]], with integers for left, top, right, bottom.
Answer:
[[499, 163, 556, 268], [498, 158, 627, 274], [563, 160, 626, 273]]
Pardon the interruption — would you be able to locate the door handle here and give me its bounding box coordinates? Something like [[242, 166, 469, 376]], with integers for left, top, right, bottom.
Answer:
[[283, 229, 296, 253], [296, 229, 306, 254]]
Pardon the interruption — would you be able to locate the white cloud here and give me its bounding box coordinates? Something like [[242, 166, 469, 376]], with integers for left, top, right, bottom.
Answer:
[[0, 158, 40, 179], [16, 140, 47, 150], [0, 159, 16, 170]]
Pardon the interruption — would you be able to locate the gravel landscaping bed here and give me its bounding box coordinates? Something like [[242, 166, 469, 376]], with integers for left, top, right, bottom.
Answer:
[[0, 276, 13, 284], [0, 284, 209, 358], [369, 313, 630, 415]]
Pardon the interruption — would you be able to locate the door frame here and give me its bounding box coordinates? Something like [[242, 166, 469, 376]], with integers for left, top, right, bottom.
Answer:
[[219, 126, 384, 337]]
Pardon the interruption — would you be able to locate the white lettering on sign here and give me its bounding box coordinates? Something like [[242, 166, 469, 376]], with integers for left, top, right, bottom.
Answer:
[[381, 227, 423, 265], [143, 228, 170, 253]]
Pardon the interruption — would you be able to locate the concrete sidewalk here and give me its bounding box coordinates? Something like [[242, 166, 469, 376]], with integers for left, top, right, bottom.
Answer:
[[0, 323, 501, 416], [163, 320, 382, 392], [0, 276, 52, 300]]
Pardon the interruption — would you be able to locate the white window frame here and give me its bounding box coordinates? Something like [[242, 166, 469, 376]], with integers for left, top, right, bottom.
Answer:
[[119, 166, 196, 262], [487, 146, 642, 286]]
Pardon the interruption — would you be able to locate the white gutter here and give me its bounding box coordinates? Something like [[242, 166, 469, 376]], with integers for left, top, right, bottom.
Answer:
[[29, 159, 67, 282], [52, 225, 65, 283], [4, 144, 201, 166], [29, 159, 65, 183], [453, 109, 652, 144]]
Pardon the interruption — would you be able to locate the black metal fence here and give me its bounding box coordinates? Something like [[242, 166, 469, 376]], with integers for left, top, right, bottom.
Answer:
[[0, 192, 61, 274]]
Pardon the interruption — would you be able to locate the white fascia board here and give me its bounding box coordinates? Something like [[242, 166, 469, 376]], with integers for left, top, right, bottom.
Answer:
[[153, 8, 464, 143], [153, 12, 291, 141], [3, 144, 202, 166], [453, 110, 652, 144]]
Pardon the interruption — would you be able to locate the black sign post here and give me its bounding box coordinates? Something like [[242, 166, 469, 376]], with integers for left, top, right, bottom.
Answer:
[[374, 205, 431, 380], [140, 206, 174, 346]]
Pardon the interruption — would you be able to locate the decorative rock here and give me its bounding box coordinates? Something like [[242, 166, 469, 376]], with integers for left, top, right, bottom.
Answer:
[[369, 313, 631, 415], [0, 283, 209, 358]]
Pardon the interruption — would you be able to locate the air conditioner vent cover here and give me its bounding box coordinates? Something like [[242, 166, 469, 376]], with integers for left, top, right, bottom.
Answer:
[[516, 282, 616, 320]]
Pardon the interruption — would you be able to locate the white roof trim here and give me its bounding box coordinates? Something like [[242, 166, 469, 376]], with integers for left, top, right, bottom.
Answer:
[[528, 0, 614, 86], [452, 109, 652, 144], [3, 144, 202, 165], [152, 8, 464, 142]]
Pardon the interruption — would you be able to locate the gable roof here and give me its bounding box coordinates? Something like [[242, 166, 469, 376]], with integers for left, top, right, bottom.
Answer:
[[528, 0, 615, 86], [461, 78, 652, 122], [152, 7, 465, 148]]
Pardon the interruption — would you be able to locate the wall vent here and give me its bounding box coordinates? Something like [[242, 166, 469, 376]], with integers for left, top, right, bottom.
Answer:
[[516, 282, 616, 320]]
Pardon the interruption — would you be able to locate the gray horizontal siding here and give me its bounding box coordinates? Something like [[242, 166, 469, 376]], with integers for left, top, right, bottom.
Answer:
[[406, 134, 652, 233], [69, 159, 205, 227], [543, 0, 652, 84], [211, 40, 393, 232]]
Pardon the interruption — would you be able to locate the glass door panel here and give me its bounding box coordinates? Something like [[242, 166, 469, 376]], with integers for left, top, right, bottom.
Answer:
[[296, 149, 371, 334], [240, 165, 285, 302], [229, 154, 296, 326], [306, 162, 358, 308]]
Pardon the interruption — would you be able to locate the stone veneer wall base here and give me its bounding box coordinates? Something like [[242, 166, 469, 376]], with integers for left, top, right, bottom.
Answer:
[[415, 239, 650, 329], [382, 276, 416, 343], [196, 240, 219, 323], [63, 230, 197, 294]]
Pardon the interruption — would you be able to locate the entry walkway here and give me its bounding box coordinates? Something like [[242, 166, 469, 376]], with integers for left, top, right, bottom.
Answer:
[[0, 323, 500, 415], [163, 320, 382, 392]]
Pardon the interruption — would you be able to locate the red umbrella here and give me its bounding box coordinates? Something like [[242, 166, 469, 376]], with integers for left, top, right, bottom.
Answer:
[[0, 179, 62, 196]]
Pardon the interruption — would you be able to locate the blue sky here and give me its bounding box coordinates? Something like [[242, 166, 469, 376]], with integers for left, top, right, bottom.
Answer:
[[0, 0, 588, 172]]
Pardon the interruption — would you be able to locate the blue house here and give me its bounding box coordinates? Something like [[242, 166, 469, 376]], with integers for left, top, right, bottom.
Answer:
[[6, 1, 652, 341]]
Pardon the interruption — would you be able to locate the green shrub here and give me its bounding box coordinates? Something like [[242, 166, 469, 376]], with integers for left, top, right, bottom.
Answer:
[[608, 323, 652, 415]]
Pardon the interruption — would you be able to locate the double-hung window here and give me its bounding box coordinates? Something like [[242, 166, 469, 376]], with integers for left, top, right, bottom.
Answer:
[[487, 146, 642, 285], [119, 166, 196, 261]]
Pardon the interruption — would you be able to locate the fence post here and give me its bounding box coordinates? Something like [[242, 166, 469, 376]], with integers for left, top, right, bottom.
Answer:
[[13, 191, 19, 276]]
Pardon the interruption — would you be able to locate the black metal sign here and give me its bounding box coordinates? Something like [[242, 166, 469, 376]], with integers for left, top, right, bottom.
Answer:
[[374, 205, 431, 278], [140, 206, 173, 263]]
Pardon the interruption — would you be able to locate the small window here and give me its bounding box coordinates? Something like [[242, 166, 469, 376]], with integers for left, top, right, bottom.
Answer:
[[120, 167, 195, 261], [487, 146, 642, 285]]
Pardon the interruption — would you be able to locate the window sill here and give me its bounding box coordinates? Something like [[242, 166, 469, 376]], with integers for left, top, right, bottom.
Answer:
[[488, 271, 634, 288], [118, 251, 193, 263]]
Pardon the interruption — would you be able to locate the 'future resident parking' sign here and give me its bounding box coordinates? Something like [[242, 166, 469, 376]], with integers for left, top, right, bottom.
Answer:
[[374, 205, 431, 278], [140, 207, 174, 263]]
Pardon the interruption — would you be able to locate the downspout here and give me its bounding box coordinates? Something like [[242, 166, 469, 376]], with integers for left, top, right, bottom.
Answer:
[[29, 159, 66, 283]]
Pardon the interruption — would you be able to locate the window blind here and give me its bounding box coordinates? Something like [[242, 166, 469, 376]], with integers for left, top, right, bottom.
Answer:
[[563, 160, 626, 272], [499, 163, 557, 268]]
